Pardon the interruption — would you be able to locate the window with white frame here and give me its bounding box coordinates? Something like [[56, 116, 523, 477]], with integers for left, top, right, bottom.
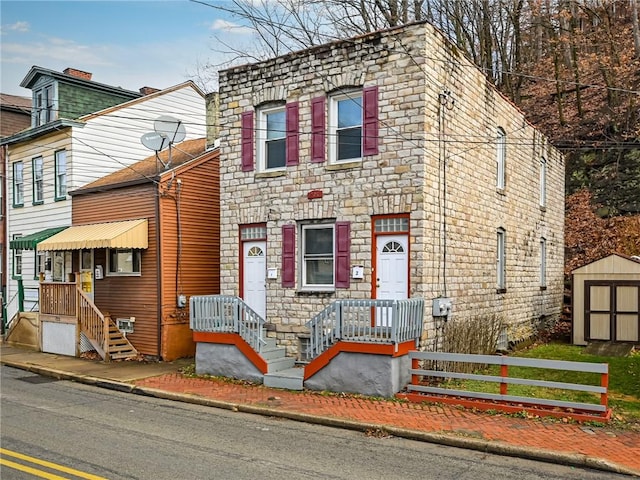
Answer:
[[34, 84, 55, 127], [329, 91, 363, 163], [302, 224, 334, 288], [35, 251, 51, 280], [539, 156, 547, 208], [33, 156, 44, 204], [108, 248, 141, 275], [55, 150, 67, 200], [13, 162, 24, 206], [540, 237, 547, 288], [496, 127, 506, 190], [12, 234, 22, 277], [257, 105, 286, 171], [496, 227, 506, 291]]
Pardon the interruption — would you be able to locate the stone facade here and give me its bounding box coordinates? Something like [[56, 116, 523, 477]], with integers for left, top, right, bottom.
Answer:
[[218, 22, 564, 355]]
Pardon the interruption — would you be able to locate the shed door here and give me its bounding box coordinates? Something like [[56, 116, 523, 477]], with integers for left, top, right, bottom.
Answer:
[[586, 282, 640, 342]]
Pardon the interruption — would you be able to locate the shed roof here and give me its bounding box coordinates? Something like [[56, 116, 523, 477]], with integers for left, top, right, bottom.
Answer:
[[572, 253, 640, 275]]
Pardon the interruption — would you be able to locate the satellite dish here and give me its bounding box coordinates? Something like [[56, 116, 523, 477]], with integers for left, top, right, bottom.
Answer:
[[154, 115, 186, 144], [140, 132, 171, 151]]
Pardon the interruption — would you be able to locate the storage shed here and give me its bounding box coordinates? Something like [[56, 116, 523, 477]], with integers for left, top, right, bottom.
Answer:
[[572, 253, 640, 345]]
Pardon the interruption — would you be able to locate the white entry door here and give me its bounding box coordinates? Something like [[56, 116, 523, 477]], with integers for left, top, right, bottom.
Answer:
[[243, 241, 267, 320], [375, 235, 408, 326]]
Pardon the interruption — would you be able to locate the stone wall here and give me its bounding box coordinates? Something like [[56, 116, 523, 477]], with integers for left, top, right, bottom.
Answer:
[[218, 22, 564, 355]]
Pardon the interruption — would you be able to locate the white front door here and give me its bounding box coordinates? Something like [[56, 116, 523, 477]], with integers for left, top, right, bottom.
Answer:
[[243, 241, 266, 320], [375, 235, 408, 326]]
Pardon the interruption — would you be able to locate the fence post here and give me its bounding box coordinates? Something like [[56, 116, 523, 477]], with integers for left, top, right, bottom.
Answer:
[[411, 355, 420, 386], [500, 362, 508, 395], [601, 367, 609, 409]]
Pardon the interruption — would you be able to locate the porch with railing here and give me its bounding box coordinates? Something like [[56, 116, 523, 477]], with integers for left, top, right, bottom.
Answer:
[[39, 281, 137, 361], [304, 298, 425, 360]]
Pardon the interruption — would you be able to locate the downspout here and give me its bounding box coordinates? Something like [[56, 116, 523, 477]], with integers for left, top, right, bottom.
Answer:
[[155, 182, 162, 358]]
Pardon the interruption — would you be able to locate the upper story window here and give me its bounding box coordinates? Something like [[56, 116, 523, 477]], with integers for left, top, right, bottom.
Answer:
[[108, 248, 141, 275], [242, 102, 299, 173], [55, 150, 67, 200], [34, 84, 55, 127], [329, 91, 363, 163], [32, 156, 44, 205], [496, 127, 506, 190], [496, 227, 506, 292], [539, 156, 547, 209], [257, 105, 286, 171], [13, 162, 24, 207]]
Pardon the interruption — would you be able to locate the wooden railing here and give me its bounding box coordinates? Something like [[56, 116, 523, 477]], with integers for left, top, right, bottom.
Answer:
[[39, 282, 77, 316], [76, 288, 109, 358], [400, 351, 610, 421]]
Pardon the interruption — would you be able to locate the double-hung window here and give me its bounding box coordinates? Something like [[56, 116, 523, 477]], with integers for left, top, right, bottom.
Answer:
[[539, 156, 547, 209], [13, 162, 24, 207], [257, 106, 286, 171], [35, 85, 54, 126], [55, 150, 67, 200], [33, 156, 44, 204], [302, 224, 335, 288], [496, 227, 506, 291], [12, 234, 22, 278], [108, 249, 141, 275], [329, 91, 363, 163], [540, 237, 547, 289], [496, 127, 506, 190]]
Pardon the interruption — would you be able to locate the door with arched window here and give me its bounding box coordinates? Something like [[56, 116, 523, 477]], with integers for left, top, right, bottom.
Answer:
[[374, 227, 409, 327], [242, 241, 266, 320]]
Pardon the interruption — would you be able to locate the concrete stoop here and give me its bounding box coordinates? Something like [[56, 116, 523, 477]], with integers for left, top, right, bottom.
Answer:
[[263, 367, 305, 390]]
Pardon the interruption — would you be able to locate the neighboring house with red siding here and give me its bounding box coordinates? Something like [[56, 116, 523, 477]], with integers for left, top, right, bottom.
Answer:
[[36, 138, 220, 360], [212, 20, 565, 374], [0, 93, 31, 331]]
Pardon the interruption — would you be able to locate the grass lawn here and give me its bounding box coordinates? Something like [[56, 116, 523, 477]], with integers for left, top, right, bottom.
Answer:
[[443, 342, 640, 424]]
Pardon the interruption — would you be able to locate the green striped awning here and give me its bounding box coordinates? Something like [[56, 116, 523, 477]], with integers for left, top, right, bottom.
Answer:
[[9, 226, 69, 250]]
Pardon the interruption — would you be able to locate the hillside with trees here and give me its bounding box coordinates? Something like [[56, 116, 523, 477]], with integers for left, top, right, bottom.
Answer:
[[201, 0, 640, 267]]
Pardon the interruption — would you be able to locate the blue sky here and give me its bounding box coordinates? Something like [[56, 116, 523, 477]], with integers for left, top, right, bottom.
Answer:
[[0, 1, 254, 96]]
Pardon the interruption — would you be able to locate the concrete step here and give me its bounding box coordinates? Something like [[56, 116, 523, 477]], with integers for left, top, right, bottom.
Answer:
[[260, 346, 286, 361], [261, 337, 277, 350], [265, 356, 295, 373], [263, 367, 304, 390]]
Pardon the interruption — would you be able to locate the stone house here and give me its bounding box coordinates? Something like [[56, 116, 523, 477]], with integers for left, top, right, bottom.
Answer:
[[216, 21, 565, 357]]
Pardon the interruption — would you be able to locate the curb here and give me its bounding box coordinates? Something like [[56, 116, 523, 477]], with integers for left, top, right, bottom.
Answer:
[[3, 360, 639, 478]]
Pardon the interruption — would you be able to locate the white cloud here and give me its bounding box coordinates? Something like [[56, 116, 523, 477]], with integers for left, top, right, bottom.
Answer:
[[209, 19, 254, 35], [0, 21, 30, 35]]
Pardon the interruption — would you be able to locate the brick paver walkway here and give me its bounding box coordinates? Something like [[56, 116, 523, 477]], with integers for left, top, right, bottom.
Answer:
[[136, 373, 640, 474]]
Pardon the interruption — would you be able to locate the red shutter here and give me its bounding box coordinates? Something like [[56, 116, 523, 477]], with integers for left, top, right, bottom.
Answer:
[[362, 86, 379, 156], [241, 111, 254, 172], [282, 224, 296, 287], [335, 221, 350, 288], [311, 96, 325, 163], [286, 102, 299, 166]]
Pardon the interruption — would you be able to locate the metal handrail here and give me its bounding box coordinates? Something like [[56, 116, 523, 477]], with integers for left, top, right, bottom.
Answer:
[[190, 295, 267, 352], [305, 298, 424, 360]]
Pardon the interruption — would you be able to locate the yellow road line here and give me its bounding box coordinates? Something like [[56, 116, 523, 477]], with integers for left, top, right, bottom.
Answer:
[[0, 458, 70, 479], [0, 448, 108, 480]]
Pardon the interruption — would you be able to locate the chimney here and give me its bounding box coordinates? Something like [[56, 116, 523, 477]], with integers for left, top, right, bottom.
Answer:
[[63, 68, 92, 81], [139, 87, 161, 96]]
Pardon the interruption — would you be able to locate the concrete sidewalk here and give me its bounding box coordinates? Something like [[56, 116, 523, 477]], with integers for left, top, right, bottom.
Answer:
[[2, 343, 639, 477]]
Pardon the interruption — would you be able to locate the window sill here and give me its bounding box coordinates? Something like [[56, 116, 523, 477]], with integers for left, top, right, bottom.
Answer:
[[54, 196, 67, 202], [32, 201, 44, 206], [496, 188, 506, 196], [496, 288, 507, 294], [326, 161, 361, 171], [13, 204, 24, 208], [296, 289, 335, 297], [255, 170, 287, 178]]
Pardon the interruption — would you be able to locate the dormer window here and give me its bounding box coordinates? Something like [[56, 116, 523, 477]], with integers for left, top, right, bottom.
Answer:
[[34, 84, 55, 126]]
